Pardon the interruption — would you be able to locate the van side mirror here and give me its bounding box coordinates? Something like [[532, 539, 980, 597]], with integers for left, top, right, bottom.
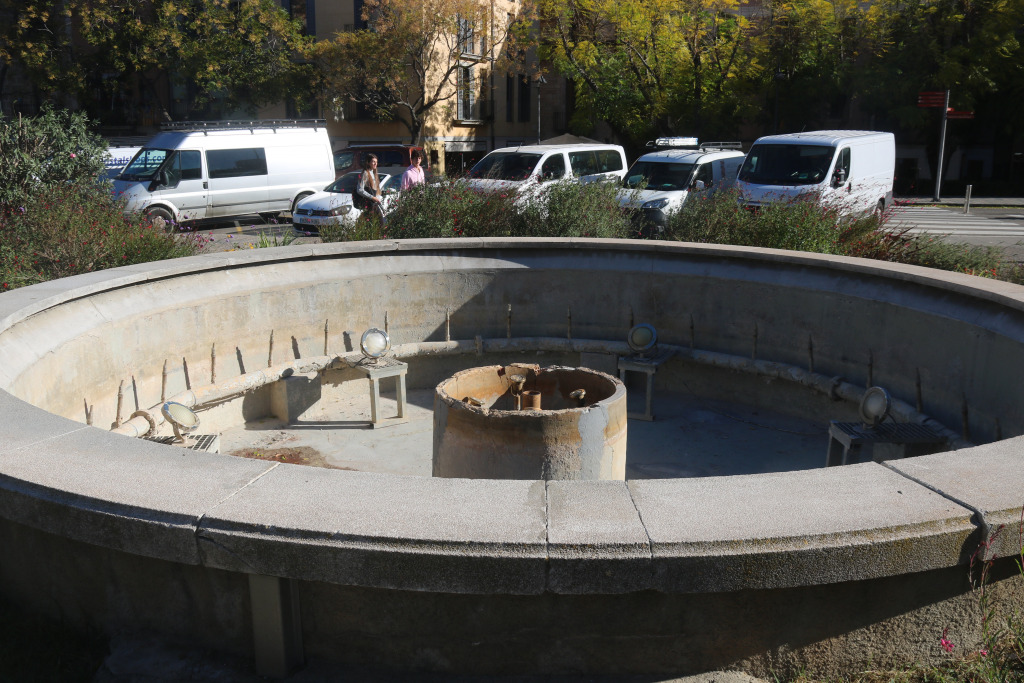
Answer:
[[833, 168, 847, 187], [692, 179, 706, 191]]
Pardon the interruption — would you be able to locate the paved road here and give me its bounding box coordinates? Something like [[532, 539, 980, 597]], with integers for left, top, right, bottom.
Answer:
[[193, 205, 1024, 253], [888, 205, 1024, 242]]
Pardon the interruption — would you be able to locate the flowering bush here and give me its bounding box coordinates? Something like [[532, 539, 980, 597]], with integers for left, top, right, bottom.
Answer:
[[0, 183, 203, 291], [0, 106, 109, 209]]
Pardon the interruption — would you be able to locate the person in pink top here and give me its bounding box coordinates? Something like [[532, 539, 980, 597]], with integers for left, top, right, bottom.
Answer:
[[400, 149, 426, 190]]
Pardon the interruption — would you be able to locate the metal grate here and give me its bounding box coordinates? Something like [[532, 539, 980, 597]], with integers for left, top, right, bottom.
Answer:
[[830, 421, 943, 444], [144, 434, 221, 453]]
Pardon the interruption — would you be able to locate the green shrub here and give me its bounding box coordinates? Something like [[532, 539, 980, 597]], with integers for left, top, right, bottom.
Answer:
[[0, 183, 203, 291], [662, 189, 846, 254], [0, 106, 108, 209], [335, 178, 636, 244]]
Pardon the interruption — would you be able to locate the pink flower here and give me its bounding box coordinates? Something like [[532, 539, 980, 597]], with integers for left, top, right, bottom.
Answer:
[[70, 153, 76, 158], [940, 628, 954, 653]]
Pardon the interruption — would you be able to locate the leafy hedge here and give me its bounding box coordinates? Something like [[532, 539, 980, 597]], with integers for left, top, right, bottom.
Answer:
[[0, 108, 202, 292]]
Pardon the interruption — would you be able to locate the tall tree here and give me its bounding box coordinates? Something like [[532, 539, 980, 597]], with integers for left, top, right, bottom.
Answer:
[[862, 0, 1023, 134], [754, 0, 880, 132], [537, 0, 756, 147], [0, 0, 313, 120], [309, 0, 532, 145], [0, 0, 82, 108]]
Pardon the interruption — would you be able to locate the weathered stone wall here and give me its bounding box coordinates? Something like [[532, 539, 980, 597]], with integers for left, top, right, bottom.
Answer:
[[0, 239, 1022, 677]]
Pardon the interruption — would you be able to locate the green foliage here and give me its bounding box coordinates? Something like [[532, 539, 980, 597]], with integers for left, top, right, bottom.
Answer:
[[1, 0, 313, 120], [538, 0, 757, 146], [0, 106, 108, 208], [662, 189, 845, 254], [0, 0, 83, 99], [322, 179, 636, 243], [0, 182, 203, 291], [254, 229, 298, 249]]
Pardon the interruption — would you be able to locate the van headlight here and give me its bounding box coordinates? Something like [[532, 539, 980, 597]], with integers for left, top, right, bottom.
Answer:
[[330, 205, 353, 216], [642, 199, 670, 210]]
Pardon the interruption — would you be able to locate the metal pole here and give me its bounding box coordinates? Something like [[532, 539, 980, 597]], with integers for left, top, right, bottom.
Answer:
[[537, 81, 541, 143], [964, 185, 972, 214], [932, 89, 950, 202], [536, 75, 547, 144]]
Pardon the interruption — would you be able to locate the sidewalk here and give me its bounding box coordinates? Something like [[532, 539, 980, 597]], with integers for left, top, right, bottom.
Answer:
[[895, 195, 1024, 208]]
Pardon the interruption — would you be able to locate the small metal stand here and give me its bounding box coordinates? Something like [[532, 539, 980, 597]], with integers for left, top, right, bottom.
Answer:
[[617, 349, 674, 421], [348, 355, 409, 429], [825, 421, 945, 467]]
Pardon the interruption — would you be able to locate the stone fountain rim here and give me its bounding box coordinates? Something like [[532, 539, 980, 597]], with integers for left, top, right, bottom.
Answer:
[[0, 238, 1021, 597]]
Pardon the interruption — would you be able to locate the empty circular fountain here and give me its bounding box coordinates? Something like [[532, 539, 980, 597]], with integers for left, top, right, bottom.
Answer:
[[432, 364, 627, 480]]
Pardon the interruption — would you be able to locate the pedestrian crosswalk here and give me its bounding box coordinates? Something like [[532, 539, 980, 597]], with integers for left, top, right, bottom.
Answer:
[[888, 206, 1024, 237]]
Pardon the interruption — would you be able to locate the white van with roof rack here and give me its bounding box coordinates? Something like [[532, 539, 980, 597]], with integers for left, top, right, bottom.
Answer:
[[112, 119, 334, 229], [465, 143, 628, 197], [735, 130, 894, 215], [619, 138, 745, 234]]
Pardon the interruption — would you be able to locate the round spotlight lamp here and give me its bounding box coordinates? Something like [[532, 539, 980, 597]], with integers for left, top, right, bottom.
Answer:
[[627, 324, 658, 355], [161, 401, 200, 443], [859, 386, 891, 428], [360, 327, 391, 361]]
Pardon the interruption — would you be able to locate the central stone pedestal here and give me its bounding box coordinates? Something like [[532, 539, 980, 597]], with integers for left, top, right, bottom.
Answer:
[[432, 364, 627, 480]]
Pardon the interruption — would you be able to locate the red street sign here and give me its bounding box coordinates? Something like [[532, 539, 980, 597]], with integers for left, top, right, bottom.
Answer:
[[917, 91, 946, 107], [947, 110, 974, 119]]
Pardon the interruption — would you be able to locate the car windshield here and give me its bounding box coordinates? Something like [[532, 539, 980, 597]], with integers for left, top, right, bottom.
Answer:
[[469, 152, 542, 181], [118, 148, 170, 181], [738, 144, 836, 186], [623, 162, 695, 191]]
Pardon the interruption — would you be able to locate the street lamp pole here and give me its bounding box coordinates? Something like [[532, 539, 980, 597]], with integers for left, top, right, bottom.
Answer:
[[536, 74, 547, 143]]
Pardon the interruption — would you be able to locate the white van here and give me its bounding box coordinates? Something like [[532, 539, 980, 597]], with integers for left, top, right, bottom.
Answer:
[[112, 119, 334, 228], [465, 143, 628, 197], [736, 130, 895, 215], [103, 146, 142, 181], [619, 138, 745, 233]]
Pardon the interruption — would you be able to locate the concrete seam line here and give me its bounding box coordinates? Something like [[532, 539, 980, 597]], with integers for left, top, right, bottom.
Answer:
[[879, 460, 992, 543], [194, 462, 282, 540], [626, 482, 655, 562], [3, 423, 91, 456]]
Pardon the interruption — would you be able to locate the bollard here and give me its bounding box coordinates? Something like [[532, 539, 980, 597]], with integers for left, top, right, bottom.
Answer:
[[964, 185, 972, 214]]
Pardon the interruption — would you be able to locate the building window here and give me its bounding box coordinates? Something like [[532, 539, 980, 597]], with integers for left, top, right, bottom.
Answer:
[[282, 0, 315, 35], [517, 74, 530, 123], [457, 16, 477, 56], [505, 74, 514, 123], [354, 0, 366, 30], [458, 65, 477, 120]]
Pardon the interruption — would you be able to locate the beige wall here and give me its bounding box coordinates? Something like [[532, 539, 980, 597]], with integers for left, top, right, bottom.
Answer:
[[306, 0, 555, 176]]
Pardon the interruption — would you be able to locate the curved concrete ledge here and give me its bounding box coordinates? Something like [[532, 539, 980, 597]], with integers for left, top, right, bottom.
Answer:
[[1, 238, 1022, 676]]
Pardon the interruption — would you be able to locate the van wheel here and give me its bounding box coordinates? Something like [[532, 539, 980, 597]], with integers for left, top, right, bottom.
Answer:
[[144, 207, 174, 232], [291, 193, 313, 215], [875, 199, 885, 215]]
